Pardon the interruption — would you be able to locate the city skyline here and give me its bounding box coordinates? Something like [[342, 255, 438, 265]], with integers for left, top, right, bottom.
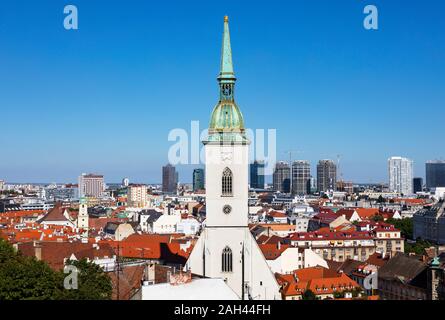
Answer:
[[1, 5, 445, 304], [2, 157, 442, 186], [1, 0, 444, 183]]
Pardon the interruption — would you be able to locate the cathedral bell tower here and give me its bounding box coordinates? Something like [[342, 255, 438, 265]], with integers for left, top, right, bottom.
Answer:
[[205, 15, 249, 228]]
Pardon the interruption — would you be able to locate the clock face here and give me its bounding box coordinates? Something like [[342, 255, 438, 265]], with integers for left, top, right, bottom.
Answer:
[[223, 205, 232, 215], [221, 151, 233, 164]]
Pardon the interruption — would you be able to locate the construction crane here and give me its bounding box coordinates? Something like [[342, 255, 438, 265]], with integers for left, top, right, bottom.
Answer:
[[337, 154, 343, 181], [336, 154, 344, 191]]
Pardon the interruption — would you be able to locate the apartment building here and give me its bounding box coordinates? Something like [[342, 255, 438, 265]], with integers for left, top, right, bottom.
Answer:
[[127, 184, 148, 208], [289, 231, 376, 262]]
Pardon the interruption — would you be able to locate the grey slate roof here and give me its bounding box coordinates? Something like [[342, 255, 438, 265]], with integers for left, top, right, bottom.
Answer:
[[378, 252, 427, 283], [139, 209, 163, 224]]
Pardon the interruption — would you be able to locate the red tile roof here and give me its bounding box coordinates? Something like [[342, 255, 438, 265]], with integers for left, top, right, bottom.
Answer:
[[37, 203, 72, 223], [109, 264, 145, 300], [313, 211, 338, 224], [258, 243, 291, 260], [102, 234, 191, 264], [268, 211, 287, 218], [393, 198, 427, 205], [355, 208, 379, 219], [365, 253, 389, 268], [276, 267, 361, 298], [18, 241, 115, 270]]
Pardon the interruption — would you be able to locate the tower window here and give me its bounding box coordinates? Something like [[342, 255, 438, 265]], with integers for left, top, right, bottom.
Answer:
[[222, 167, 233, 196], [221, 246, 233, 273]]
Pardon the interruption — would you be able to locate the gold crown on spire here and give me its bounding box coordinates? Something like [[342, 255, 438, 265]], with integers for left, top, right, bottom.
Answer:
[[224, 15, 229, 22]]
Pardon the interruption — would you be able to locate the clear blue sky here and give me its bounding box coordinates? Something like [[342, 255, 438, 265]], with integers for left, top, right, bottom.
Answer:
[[0, 0, 444, 184]]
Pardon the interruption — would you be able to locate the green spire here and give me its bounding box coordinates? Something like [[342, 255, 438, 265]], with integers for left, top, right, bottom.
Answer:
[[206, 16, 248, 145], [218, 16, 236, 82]]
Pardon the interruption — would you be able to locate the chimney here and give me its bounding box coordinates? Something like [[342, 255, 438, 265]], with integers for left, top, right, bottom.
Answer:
[[277, 241, 281, 250], [34, 242, 42, 261]]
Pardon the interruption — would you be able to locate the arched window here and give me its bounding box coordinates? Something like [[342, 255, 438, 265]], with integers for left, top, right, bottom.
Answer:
[[222, 167, 233, 196], [222, 246, 233, 273]]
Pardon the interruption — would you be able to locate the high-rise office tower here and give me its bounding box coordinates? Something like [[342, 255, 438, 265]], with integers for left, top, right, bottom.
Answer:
[[388, 156, 413, 195], [122, 177, 130, 187], [250, 160, 265, 189], [413, 177, 423, 193], [292, 160, 311, 195], [317, 160, 337, 193], [193, 168, 205, 191], [426, 160, 445, 189], [273, 161, 290, 193], [162, 164, 178, 194], [78, 173, 105, 198]]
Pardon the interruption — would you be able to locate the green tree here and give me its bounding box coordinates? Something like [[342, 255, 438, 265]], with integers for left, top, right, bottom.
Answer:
[[372, 214, 384, 222], [386, 218, 413, 239], [0, 239, 112, 300], [404, 239, 432, 255], [302, 289, 317, 300], [333, 291, 344, 299], [0, 238, 16, 263], [0, 240, 60, 300]]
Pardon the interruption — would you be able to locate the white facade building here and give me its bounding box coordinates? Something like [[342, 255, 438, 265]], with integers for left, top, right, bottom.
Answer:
[[152, 213, 181, 234], [127, 184, 148, 208], [78, 173, 105, 198], [77, 197, 89, 231], [388, 156, 413, 195], [141, 278, 239, 300], [176, 216, 201, 235], [265, 247, 328, 274], [434, 187, 445, 200]]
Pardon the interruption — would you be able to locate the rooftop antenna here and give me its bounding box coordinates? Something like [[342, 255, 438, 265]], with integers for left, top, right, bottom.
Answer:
[[115, 240, 123, 300]]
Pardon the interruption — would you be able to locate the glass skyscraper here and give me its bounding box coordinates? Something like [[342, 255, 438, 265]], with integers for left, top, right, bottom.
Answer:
[[193, 168, 205, 191], [413, 177, 423, 193], [250, 161, 265, 189], [426, 160, 445, 189], [162, 164, 178, 194]]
